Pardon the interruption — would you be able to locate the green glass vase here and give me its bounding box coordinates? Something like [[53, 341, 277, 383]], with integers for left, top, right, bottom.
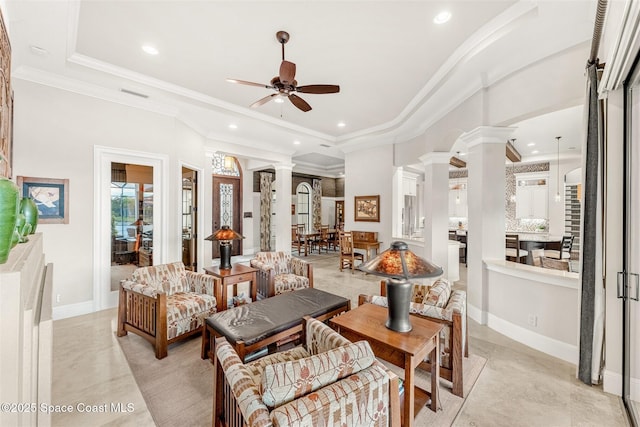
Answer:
[[0, 178, 19, 263], [20, 197, 38, 234]]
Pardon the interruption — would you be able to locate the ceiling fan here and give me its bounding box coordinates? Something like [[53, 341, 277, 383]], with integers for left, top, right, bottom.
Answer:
[[226, 31, 340, 112]]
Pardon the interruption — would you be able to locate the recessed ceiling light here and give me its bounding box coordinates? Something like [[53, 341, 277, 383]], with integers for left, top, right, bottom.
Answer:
[[337, 122, 346, 128], [274, 97, 285, 104], [293, 140, 300, 145], [228, 124, 238, 130], [142, 45, 159, 55], [531, 150, 539, 154], [459, 152, 466, 156], [433, 11, 451, 24], [527, 142, 535, 147]]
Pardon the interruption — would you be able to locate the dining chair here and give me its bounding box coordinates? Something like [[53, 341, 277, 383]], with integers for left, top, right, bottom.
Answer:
[[540, 256, 571, 271], [339, 231, 364, 273], [505, 233, 528, 263], [315, 225, 331, 253], [291, 224, 303, 255], [544, 235, 574, 260]]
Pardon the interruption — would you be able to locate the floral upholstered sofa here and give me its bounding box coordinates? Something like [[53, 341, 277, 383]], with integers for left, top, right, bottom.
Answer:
[[359, 278, 468, 397], [213, 316, 400, 427], [250, 251, 313, 298], [117, 261, 217, 359]]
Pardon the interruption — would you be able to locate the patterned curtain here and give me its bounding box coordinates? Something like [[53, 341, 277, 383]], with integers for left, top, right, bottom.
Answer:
[[260, 172, 272, 251], [312, 179, 322, 231]]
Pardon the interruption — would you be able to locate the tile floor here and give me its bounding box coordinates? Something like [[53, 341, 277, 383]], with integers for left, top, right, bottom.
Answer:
[[51, 254, 629, 426]]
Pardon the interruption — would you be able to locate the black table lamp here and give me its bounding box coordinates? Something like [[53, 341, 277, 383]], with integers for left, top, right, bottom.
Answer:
[[358, 241, 443, 332], [205, 225, 244, 269]]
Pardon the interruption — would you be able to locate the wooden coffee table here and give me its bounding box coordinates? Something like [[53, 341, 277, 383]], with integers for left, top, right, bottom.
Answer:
[[330, 303, 443, 426]]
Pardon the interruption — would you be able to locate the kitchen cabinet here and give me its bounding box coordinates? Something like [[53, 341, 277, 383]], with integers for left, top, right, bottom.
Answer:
[[515, 173, 548, 219]]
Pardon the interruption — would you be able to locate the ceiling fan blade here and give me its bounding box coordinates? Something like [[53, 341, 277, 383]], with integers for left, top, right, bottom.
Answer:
[[279, 61, 296, 85], [288, 94, 312, 112], [227, 78, 273, 89], [250, 93, 279, 108], [296, 84, 340, 94]]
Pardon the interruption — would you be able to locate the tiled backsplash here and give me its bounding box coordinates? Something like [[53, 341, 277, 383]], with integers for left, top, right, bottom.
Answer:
[[448, 162, 550, 232]]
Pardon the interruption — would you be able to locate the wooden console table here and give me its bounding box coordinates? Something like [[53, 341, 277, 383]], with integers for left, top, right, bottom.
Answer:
[[330, 303, 443, 426], [351, 230, 382, 261], [203, 264, 257, 312]]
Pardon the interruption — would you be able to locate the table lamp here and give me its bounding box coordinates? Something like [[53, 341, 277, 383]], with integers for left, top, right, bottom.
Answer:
[[358, 241, 443, 332], [205, 225, 244, 269]]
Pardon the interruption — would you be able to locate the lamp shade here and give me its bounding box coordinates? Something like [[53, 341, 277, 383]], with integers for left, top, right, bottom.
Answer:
[[205, 225, 244, 242], [358, 241, 443, 332], [358, 241, 443, 279]]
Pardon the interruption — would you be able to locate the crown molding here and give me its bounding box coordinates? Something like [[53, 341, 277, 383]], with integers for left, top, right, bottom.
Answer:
[[13, 66, 179, 117], [67, 53, 336, 142]]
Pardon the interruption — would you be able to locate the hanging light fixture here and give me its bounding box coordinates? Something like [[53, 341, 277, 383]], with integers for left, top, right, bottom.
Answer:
[[555, 136, 562, 202]]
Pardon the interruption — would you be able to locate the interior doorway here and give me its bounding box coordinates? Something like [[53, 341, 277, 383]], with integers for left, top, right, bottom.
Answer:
[[94, 146, 167, 311], [211, 154, 243, 259], [182, 167, 198, 271]]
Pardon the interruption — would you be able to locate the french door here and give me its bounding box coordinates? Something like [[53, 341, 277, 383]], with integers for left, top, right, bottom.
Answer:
[[622, 50, 640, 427]]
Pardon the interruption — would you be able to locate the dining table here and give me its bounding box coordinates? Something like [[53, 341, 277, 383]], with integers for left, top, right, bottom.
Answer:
[[516, 233, 564, 265], [299, 229, 337, 256]]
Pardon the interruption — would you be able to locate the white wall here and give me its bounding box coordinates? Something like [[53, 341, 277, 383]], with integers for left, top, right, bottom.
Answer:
[[485, 262, 580, 364], [345, 144, 394, 248], [13, 79, 214, 313]]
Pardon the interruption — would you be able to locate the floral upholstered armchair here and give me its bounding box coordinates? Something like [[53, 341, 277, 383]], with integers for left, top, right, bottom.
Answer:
[[213, 316, 400, 427], [359, 278, 468, 397], [250, 251, 313, 299], [117, 261, 218, 359]]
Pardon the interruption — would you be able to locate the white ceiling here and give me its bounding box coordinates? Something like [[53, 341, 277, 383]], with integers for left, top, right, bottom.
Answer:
[[6, 1, 596, 176]]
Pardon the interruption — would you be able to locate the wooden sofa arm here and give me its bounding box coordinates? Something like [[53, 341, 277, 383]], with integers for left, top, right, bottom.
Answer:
[[117, 283, 168, 359]]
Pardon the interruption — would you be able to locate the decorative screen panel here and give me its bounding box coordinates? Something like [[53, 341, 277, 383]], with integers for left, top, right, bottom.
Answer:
[[212, 153, 240, 176]]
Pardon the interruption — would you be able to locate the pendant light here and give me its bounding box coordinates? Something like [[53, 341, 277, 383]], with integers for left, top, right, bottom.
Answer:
[[555, 136, 562, 202]]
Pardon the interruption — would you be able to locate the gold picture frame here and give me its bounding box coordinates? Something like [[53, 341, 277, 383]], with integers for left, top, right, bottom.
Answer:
[[354, 195, 380, 222]]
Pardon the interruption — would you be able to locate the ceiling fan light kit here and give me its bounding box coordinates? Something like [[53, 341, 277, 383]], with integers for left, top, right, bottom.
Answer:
[[227, 30, 340, 112]]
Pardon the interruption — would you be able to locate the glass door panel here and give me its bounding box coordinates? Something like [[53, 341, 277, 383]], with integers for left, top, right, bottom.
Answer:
[[182, 168, 197, 271], [110, 163, 153, 291]]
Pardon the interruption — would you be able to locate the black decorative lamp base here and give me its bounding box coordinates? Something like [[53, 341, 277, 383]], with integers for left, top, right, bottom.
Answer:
[[219, 244, 232, 269], [385, 278, 413, 332]]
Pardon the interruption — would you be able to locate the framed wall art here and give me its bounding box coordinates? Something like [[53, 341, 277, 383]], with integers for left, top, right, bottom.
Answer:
[[17, 177, 69, 224], [354, 195, 380, 222]]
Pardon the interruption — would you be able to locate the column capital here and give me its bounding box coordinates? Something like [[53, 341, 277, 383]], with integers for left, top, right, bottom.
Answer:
[[460, 126, 516, 149], [419, 151, 451, 166], [273, 162, 295, 171]]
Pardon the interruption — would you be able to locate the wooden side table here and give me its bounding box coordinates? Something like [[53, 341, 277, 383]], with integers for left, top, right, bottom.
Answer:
[[330, 303, 443, 426], [203, 264, 257, 312]]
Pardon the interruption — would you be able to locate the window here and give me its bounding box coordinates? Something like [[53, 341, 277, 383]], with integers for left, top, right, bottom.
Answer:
[[296, 182, 312, 231]]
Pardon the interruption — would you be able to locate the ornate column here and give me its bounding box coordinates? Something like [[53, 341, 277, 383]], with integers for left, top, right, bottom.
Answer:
[[273, 163, 294, 252], [419, 152, 451, 278], [461, 126, 515, 324]]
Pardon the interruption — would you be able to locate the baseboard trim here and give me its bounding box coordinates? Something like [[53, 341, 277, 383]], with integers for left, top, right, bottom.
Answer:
[[52, 300, 95, 320], [487, 312, 578, 365], [603, 369, 640, 399], [467, 302, 485, 325]]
